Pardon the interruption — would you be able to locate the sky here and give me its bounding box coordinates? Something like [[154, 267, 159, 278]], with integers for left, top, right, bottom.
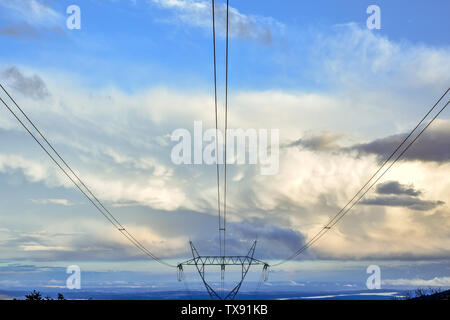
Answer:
[[0, 0, 449, 298]]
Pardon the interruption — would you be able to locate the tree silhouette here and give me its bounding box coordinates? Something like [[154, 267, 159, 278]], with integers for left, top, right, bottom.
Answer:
[[25, 290, 43, 300], [24, 290, 66, 300]]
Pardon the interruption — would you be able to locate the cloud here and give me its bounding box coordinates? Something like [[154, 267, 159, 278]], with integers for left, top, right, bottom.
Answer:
[[0, 219, 188, 262], [185, 217, 307, 259], [30, 198, 75, 206], [21, 245, 72, 251], [375, 180, 421, 197], [1, 74, 449, 261], [1, 86, 449, 261], [382, 276, 450, 287], [0, 0, 62, 26], [361, 195, 444, 211], [289, 280, 305, 287], [226, 219, 307, 259], [151, 0, 283, 44], [286, 133, 343, 151], [346, 119, 450, 163], [0, 151, 188, 211], [2, 67, 50, 99], [313, 23, 450, 91], [0, 154, 57, 185], [361, 180, 444, 211], [0, 0, 64, 38]]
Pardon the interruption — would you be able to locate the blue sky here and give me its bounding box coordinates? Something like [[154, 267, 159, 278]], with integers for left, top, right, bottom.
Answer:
[[0, 0, 449, 298], [1, 0, 449, 91]]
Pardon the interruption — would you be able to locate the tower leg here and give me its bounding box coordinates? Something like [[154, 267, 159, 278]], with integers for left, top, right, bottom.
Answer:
[[190, 241, 222, 300], [224, 240, 258, 300]]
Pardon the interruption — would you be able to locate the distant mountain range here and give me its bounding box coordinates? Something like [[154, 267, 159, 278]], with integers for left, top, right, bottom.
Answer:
[[0, 288, 412, 300], [411, 289, 450, 300]]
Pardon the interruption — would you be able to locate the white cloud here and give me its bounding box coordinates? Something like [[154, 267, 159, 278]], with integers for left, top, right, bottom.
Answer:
[[0, 0, 63, 27], [0, 154, 58, 185], [0, 152, 188, 211], [150, 0, 284, 43], [0, 0, 64, 37], [313, 24, 450, 93], [0, 218, 188, 261], [30, 198, 75, 206], [20, 245, 72, 251], [289, 280, 305, 287], [382, 277, 450, 287]]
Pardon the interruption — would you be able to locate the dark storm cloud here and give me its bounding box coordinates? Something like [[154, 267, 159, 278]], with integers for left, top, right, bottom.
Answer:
[[361, 195, 444, 211], [224, 219, 307, 259], [363, 180, 445, 211], [2, 67, 50, 99], [376, 180, 421, 197], [286, 133, 342, 151], [288, 121, 450, 163], [188, 216, 307, 259], [348, 121, 450, 163]]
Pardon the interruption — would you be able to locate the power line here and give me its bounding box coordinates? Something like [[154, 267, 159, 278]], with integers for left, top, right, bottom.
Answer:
[[211, 0, 222, 258], [223, 0, 230, 258], [272, 88, 450, 266], [211, 0, 230, 258], [0, 84, 176, 268]]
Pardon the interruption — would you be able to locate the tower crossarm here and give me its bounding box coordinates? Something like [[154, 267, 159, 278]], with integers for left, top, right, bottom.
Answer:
[[178, 256, 268, 266]]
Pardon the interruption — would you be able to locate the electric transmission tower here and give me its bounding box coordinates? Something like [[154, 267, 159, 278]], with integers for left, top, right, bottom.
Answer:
[[177, 241, 269, 300]]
